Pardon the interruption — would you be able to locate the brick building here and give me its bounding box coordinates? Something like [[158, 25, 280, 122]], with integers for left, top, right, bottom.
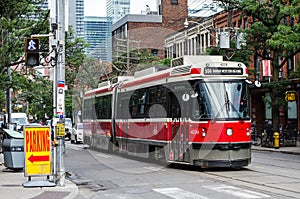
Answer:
[[111, 0, 188, 63]]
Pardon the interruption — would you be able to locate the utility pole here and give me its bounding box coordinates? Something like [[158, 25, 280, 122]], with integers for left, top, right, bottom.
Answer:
[[49, 0, 67, 186]]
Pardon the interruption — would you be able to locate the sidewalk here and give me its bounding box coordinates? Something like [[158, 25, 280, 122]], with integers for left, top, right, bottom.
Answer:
[[0, 153, 78, 199], [251, 141, 300, 155]]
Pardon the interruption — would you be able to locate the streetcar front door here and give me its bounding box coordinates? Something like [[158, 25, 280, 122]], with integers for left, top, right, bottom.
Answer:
[[169, 89, 190, 163]]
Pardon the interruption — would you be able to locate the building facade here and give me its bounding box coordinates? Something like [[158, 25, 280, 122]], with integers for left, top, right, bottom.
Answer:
[[106, 0, 131, 24], [69, 0, 85, 38], [112, 0, 188, 64], [84, 16, 112, 62]]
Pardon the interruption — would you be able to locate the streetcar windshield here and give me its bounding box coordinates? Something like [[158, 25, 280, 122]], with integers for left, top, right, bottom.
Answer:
[[191, 80, 249, 121]]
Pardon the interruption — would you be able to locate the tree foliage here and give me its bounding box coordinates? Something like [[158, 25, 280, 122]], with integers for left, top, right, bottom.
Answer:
[[0, 1, 88, 120], [219, 0, 300, 73], [113, 48, 160, 76], [65, 26, 88, 90], [218, 0, 300, 131], [0, 0, 49, 112], [0, 0, 49, 73]]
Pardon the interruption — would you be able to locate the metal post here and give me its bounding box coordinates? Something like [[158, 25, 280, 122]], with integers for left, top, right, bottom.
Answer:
[[49, 0, 66, 186], [56, 0, 66, 187], [6, 66, 12, 125]]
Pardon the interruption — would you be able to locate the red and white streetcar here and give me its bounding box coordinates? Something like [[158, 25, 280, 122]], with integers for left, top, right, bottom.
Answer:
[[83, 55, 252, 167]]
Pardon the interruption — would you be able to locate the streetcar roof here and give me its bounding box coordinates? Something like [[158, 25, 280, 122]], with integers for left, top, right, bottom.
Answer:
[[84, 56, 248, 97]]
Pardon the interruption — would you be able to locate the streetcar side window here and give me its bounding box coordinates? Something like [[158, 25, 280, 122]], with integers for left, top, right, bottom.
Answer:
[[149, 87, 156, 104], [117, 93, 130, 119], [83, 98, 97, 120], [129, 93, 139, 117], [129, 86, 169, 119], [138, 90, 147, 115], [169, 92, 181, 119], [95, 95, 112, 119]]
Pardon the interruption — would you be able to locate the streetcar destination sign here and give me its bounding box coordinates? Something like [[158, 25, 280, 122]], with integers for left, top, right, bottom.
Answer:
[[24, 126, 51, 176], [204, 67, 243, 75]]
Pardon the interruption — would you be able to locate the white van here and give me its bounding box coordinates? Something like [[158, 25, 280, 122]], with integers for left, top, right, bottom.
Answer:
[[71, 123, 83, 144], [5, 113, 29, 131]]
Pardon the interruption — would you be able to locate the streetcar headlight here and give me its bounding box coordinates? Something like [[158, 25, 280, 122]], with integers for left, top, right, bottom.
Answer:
[[246, 128, 251, 136], [226, 128, 233, 136], [201, 128, 207, 137]]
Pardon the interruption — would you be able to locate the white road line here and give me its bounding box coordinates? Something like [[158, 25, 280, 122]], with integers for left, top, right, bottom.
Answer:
[[153, 187, 210, 199], [203, 185, 271, 198]]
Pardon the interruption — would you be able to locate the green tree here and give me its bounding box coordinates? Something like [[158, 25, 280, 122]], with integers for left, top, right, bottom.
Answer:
[[64, 26, 88, 118], [219, 0, 300, 131], [17, 74, 53, 121], [65, 26, 88, 89], [0, 0, 49, 111], [113, 48, 160, 76]]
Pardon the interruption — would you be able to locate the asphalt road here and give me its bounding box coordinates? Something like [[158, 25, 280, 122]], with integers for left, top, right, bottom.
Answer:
[[65, 142, 300, 199]]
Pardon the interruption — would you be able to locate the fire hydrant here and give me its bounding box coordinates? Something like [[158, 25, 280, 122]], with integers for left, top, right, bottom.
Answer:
[[273, 132, 280, 149]]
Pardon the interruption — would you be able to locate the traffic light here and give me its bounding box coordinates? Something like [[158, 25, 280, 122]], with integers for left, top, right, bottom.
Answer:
[[25, 38, 40, 66]]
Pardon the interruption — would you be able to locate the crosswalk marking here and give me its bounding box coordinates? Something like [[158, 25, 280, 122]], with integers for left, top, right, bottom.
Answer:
[[153, 187, 210, 199], [153, 185, 271, 199], [203, 185, 271, 198], [144, 166, 165, 171]]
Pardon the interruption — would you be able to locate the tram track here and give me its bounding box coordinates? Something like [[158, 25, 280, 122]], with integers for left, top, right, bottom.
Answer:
[[204, 168, 300, 198], [195, 154, 300, 199]]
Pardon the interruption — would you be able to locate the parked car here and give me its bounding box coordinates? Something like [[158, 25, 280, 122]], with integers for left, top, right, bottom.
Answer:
[[64, 118, 72, 140], [5, 113, 29, 131], [71, 123, 83, 144]]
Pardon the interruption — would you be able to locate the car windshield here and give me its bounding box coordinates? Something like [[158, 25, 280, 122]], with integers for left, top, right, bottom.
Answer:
[[11, 118, 28, 125], [191, 80, 249, 121], [65, 119, 72, 125]]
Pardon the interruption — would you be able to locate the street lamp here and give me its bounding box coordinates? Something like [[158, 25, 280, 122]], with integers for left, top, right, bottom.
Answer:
[[183, 18, 246, 60], [183, 18, 215, 38]]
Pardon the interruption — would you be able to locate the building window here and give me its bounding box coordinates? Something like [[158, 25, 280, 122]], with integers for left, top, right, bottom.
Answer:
[[243, 18, 248, 29], [171, 0, 178, 5], [288, 57, 294, 71], [151, 49, 158, 57], [196, 35, 200, 55], [254, 54, 260, 80]]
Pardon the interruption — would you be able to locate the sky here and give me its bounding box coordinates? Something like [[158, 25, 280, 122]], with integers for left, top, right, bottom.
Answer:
[[84, 0, 157, 17]]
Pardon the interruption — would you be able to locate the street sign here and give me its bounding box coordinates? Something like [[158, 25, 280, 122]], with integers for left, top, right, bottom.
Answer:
[[285, 91, 296, 102], [56, 122, 65, 137], [24, 126, 51, 176], [56, 80, 65, 116]]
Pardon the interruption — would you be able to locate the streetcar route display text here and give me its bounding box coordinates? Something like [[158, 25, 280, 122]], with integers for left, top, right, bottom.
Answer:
[[204, 67, 243, 75]]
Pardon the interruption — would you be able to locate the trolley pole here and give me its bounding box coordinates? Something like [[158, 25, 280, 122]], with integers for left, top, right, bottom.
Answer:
[[49, 0, 66, 186]]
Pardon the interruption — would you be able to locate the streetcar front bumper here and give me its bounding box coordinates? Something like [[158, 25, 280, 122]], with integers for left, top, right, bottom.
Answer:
[[191, 142, 251, 168]]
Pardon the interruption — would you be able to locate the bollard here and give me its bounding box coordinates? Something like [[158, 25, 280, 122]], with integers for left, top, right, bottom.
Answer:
[[273, 132, 280, 149]]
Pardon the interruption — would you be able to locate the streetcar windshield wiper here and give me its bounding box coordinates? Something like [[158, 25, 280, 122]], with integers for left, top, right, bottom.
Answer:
[[211, 92, 228, 123], [211, 90, 243, 123], [225, 90, 230, 114]]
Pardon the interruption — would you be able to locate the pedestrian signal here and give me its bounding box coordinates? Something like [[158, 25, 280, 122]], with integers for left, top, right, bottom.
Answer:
[[25, 38, 40, 66]]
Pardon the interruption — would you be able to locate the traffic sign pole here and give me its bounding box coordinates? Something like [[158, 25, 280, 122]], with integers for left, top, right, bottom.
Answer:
[[49, 0, 66, 186]]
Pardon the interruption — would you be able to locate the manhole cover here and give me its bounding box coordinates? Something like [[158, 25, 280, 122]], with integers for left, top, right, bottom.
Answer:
[[31, 191, 70, 199]]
